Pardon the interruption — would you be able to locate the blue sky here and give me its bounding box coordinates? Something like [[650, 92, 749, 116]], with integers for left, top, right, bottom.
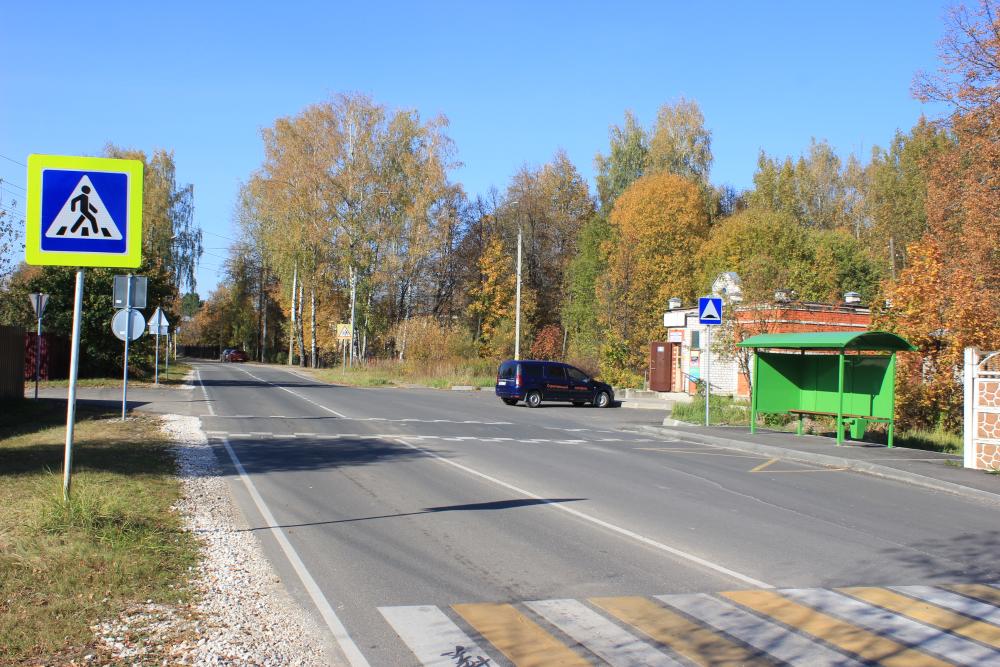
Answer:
[[1, 1, 950, 296]]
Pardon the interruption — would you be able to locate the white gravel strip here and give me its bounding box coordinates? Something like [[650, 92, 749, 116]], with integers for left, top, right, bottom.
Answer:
[[92, 413, 337, 666]]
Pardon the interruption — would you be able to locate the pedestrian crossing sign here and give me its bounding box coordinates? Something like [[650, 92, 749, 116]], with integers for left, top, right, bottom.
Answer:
[[25, 154, 143, 267], [336, 323, 352, 341]]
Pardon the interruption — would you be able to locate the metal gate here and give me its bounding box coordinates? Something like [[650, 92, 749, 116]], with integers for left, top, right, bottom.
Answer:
[[649, 341, 673, 392], [964, 348, 1000, 470]]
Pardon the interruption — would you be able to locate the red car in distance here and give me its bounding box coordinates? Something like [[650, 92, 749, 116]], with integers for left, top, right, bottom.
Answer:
[[226, 349, 249, 362]]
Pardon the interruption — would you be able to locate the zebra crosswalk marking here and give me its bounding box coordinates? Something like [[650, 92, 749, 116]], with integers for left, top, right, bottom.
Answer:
[[452, 603, 589, 666], [657, 593, 863, 667], [782, 588, 1000, 665], [590, 596, 771, 666], [378, 605, 493, 667], [944, 583, 1000, 606], [840, 587, 1000, 649], [892, 585, 1000, 626], [722, 590, 950, 667], [524, 599, 682, 667]]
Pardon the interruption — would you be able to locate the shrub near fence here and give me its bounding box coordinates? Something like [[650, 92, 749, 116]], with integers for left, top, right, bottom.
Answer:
[[0, 326, 26, 399]]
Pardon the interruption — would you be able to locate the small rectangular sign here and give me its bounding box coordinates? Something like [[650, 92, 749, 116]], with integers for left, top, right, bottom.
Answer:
[[113, 275, 147, 309]]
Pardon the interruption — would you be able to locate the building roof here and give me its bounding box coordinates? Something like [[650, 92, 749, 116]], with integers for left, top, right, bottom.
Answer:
[[736, 331, 916, 351]]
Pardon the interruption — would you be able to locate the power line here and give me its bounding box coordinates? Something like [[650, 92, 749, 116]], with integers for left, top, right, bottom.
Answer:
[[0, 153, 27, 167], [0, 178, 27, 193]]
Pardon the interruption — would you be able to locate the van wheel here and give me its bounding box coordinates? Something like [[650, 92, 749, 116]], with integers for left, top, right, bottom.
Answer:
[[525, 391, 542, 408], [594, 391, 611, 408], [501, 398, 518, 406]]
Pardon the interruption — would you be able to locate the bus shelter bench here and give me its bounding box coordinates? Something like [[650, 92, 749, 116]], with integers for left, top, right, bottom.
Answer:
[[786, 409, 892, 442]]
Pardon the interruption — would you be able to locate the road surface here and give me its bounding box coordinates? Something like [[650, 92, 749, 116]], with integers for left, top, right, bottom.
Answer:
[[192, 361, 1000, 666]]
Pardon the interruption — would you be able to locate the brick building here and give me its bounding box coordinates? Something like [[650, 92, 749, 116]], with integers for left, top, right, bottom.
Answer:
[[657, 287, 871, 398]]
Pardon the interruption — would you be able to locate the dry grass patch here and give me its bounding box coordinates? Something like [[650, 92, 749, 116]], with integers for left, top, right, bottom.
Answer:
[[0, 399, 199, 664]]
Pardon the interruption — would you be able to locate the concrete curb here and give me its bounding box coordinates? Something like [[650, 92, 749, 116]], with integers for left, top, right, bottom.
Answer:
[[631, 424, 1000, 507]]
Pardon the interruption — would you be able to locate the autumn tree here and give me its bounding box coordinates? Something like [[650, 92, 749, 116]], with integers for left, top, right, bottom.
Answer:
[[599, 173, 709, 380], [861, 120, 953, 277], [466, 235, 537, 359], [880, 0, 1000, 430]]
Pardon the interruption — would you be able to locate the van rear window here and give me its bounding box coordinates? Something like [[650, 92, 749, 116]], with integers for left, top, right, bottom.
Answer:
[[499, 362, 516, 379]]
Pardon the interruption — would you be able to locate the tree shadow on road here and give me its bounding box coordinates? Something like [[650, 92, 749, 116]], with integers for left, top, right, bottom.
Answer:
[[207, 434, 438, 476], [232, 498, 587, 532]]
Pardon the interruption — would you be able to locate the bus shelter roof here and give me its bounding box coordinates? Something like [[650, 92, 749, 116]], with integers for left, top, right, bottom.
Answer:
[[736, 331, 916, 351]]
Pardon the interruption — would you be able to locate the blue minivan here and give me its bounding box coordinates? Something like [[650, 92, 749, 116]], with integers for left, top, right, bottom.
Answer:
[[495, 360, 615, 408]]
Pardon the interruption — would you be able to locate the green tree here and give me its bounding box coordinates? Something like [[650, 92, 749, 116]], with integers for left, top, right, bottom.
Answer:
[[862, 119, 954, 277], [594, 111, 649, 213], [562, 214, 611, 365], [646, 97, 713, 184]]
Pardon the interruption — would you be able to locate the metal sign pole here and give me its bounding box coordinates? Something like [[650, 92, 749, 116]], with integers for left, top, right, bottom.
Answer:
[[704, 325, 711, 427], [122, 274, 133, 420], [164, 329, 169, 371], [154, 324, 160, 385], [34, 294, 43, 400], [63, 269, 85, 502]]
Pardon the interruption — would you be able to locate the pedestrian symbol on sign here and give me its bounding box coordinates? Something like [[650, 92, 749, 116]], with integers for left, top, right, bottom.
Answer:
[[44, 175, 123, 241]]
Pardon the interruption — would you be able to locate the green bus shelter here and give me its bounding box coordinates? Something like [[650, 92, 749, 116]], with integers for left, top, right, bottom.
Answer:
[[737, 331, 916, 447]]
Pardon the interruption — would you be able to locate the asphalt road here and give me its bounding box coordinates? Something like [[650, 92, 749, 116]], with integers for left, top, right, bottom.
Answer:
[[192, 361, 1000, 666]]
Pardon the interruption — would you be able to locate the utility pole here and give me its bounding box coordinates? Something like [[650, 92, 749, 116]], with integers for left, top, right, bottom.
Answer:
[[289, 263, 297, 365], [348, 265, 357, 367], [514, 224, 522, 360]]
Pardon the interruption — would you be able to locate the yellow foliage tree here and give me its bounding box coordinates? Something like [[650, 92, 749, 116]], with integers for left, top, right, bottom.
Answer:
[[599, 173, 709, 378], [466, 235, 535, 359]]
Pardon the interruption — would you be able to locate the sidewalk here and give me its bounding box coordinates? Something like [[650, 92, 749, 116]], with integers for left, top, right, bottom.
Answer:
[[633, 422, 1000, 505], [28, 384, 196, 416]]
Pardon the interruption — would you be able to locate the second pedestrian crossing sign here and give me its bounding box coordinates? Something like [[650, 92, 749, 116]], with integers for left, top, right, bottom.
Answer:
[[25, 154, 143, 267]]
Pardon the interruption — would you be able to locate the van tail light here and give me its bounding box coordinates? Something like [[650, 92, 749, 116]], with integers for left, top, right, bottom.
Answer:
[[516, 371, 522, 387]]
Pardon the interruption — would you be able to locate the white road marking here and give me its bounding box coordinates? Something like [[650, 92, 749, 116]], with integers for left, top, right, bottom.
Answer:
[[658, 593, 863, 667], [891, 585, 1000, 624], [391, 435, 772, 589], [782, 588, 1000, 665], [196, 368, 369, 667], [526, 598, 681, 666], [379, 605, 494, 667], [228, 366, 349, 418]]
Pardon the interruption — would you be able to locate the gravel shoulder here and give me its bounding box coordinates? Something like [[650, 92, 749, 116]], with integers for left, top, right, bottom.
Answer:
[[93, 413, 338, 666]]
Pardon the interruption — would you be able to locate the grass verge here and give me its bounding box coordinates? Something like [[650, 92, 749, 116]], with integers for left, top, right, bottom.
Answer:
[[307, 357, 496, 389], [671, 394, 751, 426], [32, 361, 193, 390], [0, 399, 199, 664]]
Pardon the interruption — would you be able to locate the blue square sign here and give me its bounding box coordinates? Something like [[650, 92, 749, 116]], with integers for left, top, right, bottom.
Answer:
[[699, 297, 723, 325]]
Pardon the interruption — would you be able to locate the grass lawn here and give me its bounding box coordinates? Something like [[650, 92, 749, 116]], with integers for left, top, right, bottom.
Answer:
[[32, 360, 193, 391], [306, 357, 497, 390], [0, 399, 199, 664]]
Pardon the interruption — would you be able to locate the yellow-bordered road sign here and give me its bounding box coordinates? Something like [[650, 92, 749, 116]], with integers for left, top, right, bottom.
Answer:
[[25, 154, 143, 267], [336, 323, 352, 340]]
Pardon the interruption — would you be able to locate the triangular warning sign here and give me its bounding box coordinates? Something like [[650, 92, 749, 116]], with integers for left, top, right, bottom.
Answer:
[[700, 299, 721, 321], [44, 175, 122, 240]]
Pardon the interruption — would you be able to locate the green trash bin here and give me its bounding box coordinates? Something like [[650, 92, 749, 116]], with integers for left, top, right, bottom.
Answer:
[[848, 417, 869, 440]]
